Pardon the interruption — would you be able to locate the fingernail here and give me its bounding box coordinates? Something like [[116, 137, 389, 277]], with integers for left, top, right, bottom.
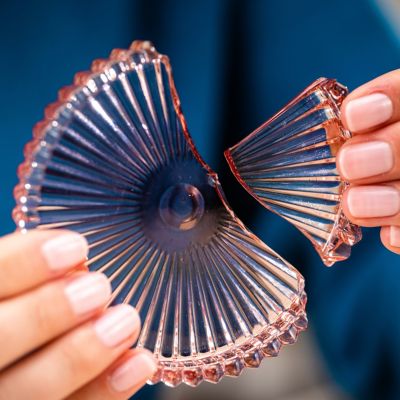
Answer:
[[42, 232, 88, 270], [94, 305, 140, 347], [345, 93, 393, 131], [65, 273, 111, 316], [347, 186, 400, 218], [338, 141, 394, 180], [110, 352, 157, 392], [390, 226, 400, 247]]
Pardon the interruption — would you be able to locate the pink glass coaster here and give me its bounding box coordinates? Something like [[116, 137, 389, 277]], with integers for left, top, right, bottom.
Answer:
[[225, 78, 362, 266], [13, 41, 307, 387]]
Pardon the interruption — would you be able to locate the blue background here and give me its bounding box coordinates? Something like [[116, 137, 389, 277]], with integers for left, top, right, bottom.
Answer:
[[1, 1, 399, 399]]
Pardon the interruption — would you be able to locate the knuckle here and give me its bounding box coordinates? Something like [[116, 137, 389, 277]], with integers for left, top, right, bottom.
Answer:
[[59, 329, 99, 377], [30, 284, 69, 339], [31, 300, 55, 341]]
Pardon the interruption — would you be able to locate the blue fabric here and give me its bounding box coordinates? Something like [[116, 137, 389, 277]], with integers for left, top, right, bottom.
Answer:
[[1, 1, 399, 399]]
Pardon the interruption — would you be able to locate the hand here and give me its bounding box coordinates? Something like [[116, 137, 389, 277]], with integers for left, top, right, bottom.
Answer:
[[0, 230, 156, 400], [337, 70, 400, 254]]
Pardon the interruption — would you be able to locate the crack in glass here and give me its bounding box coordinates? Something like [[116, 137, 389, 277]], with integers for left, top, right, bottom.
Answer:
[[12, 41, 359, 387]]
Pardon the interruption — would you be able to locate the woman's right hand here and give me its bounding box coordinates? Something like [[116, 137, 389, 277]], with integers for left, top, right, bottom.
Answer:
[[0, 230, 156, 400]]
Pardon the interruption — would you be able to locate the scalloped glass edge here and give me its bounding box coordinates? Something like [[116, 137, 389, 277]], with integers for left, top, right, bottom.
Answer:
[[12, 41, 308, 387], [153, 294, 308, 386], [225, 78, 362, 267]]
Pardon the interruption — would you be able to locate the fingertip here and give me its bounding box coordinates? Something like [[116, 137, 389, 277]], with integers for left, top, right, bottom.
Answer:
[[94, 304, 141, 348], [340, 70, 400, 133], [344, 185, 400, 219], [340, 187, 393, 228], [67, 347, 157, 400], [64, 272, 112, 316], [341, 93, 393, 133], [380, 226, 400, 255], [109, 349, 158, 393], [41, 231, 88, 272], [380, 226, 390, 243], [336, 145, 350, 181], [120, 304, 141, 331], [0, 230, 88, 299], [133, 348, 158, 380], [340, 188, 355, 222]]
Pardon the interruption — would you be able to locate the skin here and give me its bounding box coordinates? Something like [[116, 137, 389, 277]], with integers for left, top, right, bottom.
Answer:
[[0, 71, 399, 399], [338, 70, 400, 255], [0, 230, 155, 400]]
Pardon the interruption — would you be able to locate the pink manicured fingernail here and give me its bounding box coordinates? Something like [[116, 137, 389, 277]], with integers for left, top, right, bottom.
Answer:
[[345, 93, 393, 131], [110, 352, 157, 392], [65, 273, 111, 316], [94, 305, 140, 347], [338, 141, 394, 180], [390, 226, 400, 247], [42, 232, 88, 270], [347, 186, 400, 218]]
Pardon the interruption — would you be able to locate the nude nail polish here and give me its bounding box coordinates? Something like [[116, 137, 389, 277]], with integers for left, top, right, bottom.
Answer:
[[42, 232, 88, 270], [347, 186, 400, 218], [345, 93, 393, 131], [110, 352, 157, 392], [337, 141, 394, 180], [94, 305, 140, 347], [65, 273, 111, 315]]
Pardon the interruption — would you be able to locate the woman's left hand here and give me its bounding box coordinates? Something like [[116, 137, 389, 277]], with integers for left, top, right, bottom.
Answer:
[[337, 70, 400, 254]]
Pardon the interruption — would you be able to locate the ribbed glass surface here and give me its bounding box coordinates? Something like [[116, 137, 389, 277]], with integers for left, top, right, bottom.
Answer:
[[225, 79, 362, 266], [13, 41, 307, 387]]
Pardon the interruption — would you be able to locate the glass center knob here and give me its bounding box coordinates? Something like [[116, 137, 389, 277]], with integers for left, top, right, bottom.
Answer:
[[159, 183, 205, 230]]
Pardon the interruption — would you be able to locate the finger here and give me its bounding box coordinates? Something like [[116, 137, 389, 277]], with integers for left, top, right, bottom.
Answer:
[[0, 272, 111, 370], [0, 305, 140, 400], [67, 349, 157, 400], [342, 182, 400, 227], [380, 226, 400, 255], [0, 230, 88, 299], [341, 69, 400, 133], [336, 122, 400, 184]]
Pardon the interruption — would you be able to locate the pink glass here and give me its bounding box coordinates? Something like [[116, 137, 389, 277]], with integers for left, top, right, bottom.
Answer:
[[225, 79, 362, 266], [13, 41, 308, 387]]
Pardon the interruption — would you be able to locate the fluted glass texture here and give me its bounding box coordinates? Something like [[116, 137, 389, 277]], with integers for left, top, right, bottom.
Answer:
[[225, 79, 362, 266], [13, 41, 307, 387]]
